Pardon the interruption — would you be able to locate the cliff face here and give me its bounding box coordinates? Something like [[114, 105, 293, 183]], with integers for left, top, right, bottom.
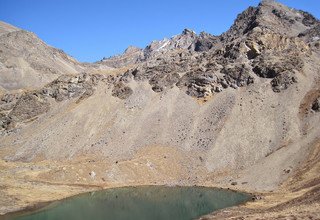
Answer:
[[0, 1, 320, 217]]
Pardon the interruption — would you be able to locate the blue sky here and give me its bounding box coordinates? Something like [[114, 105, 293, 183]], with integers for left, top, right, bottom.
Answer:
[[0, 0, 319, 62]]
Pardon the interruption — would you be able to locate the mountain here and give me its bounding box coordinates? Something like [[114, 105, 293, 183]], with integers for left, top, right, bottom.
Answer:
[[0, 21, 86, 92], [0, 1, 320, 219], [98, 28, 220, 68]]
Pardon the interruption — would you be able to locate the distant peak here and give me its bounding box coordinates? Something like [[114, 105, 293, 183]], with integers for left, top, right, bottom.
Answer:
[[124, 46, 142, 54], [259, 0, 277, 5], [258, 0, 289, 10], [182, 28, 196, 35]]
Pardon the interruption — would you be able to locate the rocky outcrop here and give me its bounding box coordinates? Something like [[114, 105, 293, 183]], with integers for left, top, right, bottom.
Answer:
[[8, 93, 50, 122], [222, 64, 254, 88], [0, 93, 49, 130], [111, 82, 133, 99], [270, 71, 298, 92], [252, 53, 303, 78], [0, 73, 105, 131], [41, 73, 101, 102], [177, 71, 216, 98]]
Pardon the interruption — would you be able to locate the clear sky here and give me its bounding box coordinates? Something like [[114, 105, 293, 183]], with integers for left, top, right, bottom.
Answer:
[[0, 0, 319, 62]]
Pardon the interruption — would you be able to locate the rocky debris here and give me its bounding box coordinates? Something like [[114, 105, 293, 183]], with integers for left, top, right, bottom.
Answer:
[[221, 64, 254, 88], [111, 82, 133, 99], [252, 53, 303, 78], [222, 41, 244, 60], [8, 93, 50, 122], [41, 73, 100, 102], [0, 93, 20, 111], [311, 97, 320, 112], [271, 71, 298, 92], [0, 113, 11, 130], [0, 93, 50, 130], [271, 8, 294, 23], [193, 32, 220, 52], [177, 71, 216, 98], [0, 93, 20, 130], [149, 72, 180, 93]]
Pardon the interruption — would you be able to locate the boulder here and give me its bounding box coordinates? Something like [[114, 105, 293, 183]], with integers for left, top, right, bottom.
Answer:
[[311, 97, 320, 112], [112, 82, 133, 99], [271, 71, 298, 92]]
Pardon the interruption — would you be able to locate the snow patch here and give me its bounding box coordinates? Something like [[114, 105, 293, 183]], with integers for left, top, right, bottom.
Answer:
[[156, 40, 170, 51]]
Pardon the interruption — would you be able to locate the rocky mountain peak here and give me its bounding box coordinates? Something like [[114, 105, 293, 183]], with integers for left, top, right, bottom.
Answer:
[[100, 28, 200, 67], [124, 46, 142, 54], [143, 28, 198, 57], [182, 28, 196, 36], [221, 0, 319, 42], [256, 0, 319, 34]]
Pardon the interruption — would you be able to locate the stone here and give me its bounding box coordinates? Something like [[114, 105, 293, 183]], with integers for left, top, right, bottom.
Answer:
[[311, 97, 320, 112], [246, 41, 261, 59], [89, 171, 96, 179], [112, 82, 133, 99], [252, 195, 262, 201], [43, 73, 99, 102]]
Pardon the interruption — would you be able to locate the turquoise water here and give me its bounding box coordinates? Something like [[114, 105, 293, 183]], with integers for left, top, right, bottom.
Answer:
[[7, 186, 250, 220]]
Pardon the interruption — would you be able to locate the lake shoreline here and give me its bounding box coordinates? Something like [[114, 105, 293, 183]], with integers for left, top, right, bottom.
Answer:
[[1, 185, 252, 220]]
